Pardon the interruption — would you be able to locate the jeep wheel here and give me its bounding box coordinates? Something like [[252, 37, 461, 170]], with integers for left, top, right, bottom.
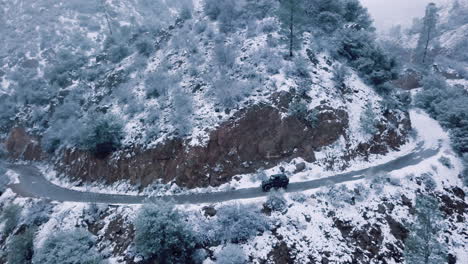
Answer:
[[262, 184, 272, 192]]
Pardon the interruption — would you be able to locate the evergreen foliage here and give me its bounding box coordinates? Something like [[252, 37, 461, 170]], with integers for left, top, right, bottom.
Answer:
[[213, 203, 270, 243], [335, 28, 398, 89], [360, 103, 378, 135], [264, 190, 288, 213], [33, 229, 105, 264], [1, 204, 21, 238], [78, 113, 124, 158], [6, 227, 34, 264], [288, 98, 319, 127], [414, 3, 439, 65], [145, 70, 179, 99], [404, 195, 447, 264], [170, 88, 194, 136], [277, 0, 307, 56], [414, 74, 468, 185], [215, 244, 248, 264], [134, 201, 197, 263]]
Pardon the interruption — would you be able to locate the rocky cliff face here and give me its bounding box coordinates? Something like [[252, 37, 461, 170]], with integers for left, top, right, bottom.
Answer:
[[56, 93, 350, 188], [5, 127, 45, 161], [1, 93, 404, 189]]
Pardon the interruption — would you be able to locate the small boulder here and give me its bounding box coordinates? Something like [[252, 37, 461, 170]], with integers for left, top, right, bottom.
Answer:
[[202, 206, 217, 217], [294, 162, 306, 173]]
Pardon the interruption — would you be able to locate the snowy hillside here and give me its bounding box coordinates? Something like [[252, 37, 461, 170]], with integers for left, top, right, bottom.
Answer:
[[0, 0, 467, 264]]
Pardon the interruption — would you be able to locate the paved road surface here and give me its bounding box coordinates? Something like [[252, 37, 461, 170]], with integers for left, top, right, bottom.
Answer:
[[3, 144, 439, 205]]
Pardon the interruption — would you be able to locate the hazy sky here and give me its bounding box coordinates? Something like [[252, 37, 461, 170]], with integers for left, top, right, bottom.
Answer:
[[360, 0, 447, 31]]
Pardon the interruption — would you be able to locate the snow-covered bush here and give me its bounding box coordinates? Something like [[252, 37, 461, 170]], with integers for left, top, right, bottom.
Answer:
[[253, 170, 268, 182], [290, 193, 308, 203], [145, 70, 179, 99], [205, 0, 242, 33], [414, 74, 468, 185], [320, 184, 355, 207], [107, 44, 130, 63], [1, 204, 21, 239], [462, 154, 468, 186], [215, 244, 248, 264], [438, 156, 453, 169], [0, 163, 7, 193], [288, 99, 319, 127], [6, 227, 34, 264], [211, 203, 270, 243], [77, 113, 124, 158], [264, 191, 288, 213], [288, 98, 308, 120], [218, 1, 241, 33], [134, 201, 196, 263], [333, 28, 398, 90], [332, 64, 350, 89], [404, 195, 448, 264], [192, 249, 208, 264], [34, 229, 104, 264], [170, 88, 194, 136], [0, 95, 17, 131], [204, 0, 223, 20], [360, 103, 378, 135], [214, 40, 237, 70], [135, 35, 155, 57], [353, 183, 371, 203], [212, 75, 253, 109], [24, 200, 52, 226]]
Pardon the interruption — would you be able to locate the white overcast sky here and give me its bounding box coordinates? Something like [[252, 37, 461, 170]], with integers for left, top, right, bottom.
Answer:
[[359, 0, 448, 30]]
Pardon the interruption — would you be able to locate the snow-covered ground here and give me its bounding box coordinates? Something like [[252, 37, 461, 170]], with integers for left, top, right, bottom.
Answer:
[[1, 108, 466, 263]]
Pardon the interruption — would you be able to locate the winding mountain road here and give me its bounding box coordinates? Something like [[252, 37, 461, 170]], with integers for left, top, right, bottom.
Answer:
[[2, 142, 440, 205]]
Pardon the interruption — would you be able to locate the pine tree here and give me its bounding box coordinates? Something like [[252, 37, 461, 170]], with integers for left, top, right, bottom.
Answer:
[[134, 201, 197, 263], [360, 103, 378, 135], [277, 0, 306, 57], [414, 3, 439, 65], [404, 195, 447, 264]]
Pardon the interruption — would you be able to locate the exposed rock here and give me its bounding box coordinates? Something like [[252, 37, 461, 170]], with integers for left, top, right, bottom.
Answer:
[[267, 241, 294, 264], [385, 216, 408, 241], [202, 206, 217, 217], [393, 69, 422, 90], [102, 217, 135, 255], [5, 127, 45, 161], [57, 98, 349, 188], [356, 109, 411, 157], [6, 91, 410, 190], [439, 194, 467, 219], [294, 162, 306, 173]]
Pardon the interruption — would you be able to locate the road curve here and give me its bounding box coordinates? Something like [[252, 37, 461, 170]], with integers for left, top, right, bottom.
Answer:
[[4, 144, 439, 205]]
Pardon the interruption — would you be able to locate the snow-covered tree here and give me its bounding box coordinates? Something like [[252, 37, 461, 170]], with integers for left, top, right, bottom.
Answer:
[[213, 203, 270, 243], [264, 190, 288, 213], [414, 3, 439, 65], [277, 0, 307, 57], [215, 244, 248, 264], [404, 195, 447, 264], [77, 113, 124, 158], [360, 103, 378, 135], [33, 229, 105, 264], [134, 201, 196, 263], [170, 88, 194, 136], [6, 227, 34, 264], [1, 204, 21, 239]]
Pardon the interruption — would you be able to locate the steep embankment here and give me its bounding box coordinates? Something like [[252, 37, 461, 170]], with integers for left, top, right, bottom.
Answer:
[[1, 0, 411, 189]]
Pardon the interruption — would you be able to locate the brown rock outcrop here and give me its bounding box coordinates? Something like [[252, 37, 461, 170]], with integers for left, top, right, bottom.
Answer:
[[5, 127, 45, 161], [58, 102, 349, 188]]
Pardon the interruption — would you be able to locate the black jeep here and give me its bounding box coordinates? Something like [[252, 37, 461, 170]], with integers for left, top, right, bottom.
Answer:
[[261, 174, 289, 192]]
